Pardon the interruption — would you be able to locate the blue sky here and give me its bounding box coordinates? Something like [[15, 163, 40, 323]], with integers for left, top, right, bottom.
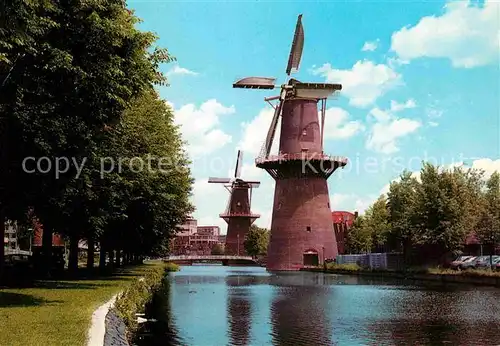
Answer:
[[129, 0, 499, 232]]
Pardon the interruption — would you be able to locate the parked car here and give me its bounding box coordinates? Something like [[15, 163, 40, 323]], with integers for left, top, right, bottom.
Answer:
[[450, 255, 473, 270], [475, 255, 500, 269], [454, 256, 479, 270]]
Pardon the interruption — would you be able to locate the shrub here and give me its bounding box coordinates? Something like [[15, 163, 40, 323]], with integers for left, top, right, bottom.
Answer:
[[325, 263, 362, 272], [113, 263, 179, 333]]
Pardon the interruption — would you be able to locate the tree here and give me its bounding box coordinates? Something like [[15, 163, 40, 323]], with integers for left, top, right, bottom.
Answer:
[[211, 243, 225, 255], [476, 172, 500, 263], [244, 225, 269, 257], [363, 195, 391, 252], [415, 164, 481, 260], [0, 0, 186, 277], [345, 216, 372, 254], [387, 170, 420, 263]]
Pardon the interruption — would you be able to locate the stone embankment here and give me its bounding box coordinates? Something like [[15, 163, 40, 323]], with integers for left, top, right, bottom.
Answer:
[[87, 263, 179, 346], [104, 308, 130, 346]]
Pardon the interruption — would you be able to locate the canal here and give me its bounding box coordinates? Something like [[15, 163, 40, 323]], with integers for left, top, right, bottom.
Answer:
[[134, 265, 500, 345]]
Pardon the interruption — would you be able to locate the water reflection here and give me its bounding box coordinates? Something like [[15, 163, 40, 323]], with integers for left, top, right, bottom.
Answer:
[[135, 266, 500, 346], [269, 273, 333, 346], [366, 286, 500, 345], [226, 275, 253, 345]]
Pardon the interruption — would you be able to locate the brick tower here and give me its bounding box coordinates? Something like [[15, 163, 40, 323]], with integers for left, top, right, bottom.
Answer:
[[209, 150, 260, 255], [232, 15, 347, 270]]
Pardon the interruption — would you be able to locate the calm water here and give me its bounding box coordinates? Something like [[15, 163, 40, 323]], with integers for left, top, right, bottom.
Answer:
[[134, 265, 500, 346]]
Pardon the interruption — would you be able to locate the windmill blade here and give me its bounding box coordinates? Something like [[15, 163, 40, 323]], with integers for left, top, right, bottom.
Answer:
[[234, 150, 243, 178], [286, 14, 304, 76], [208, 177, 232, 183], [233, 77, 276, 89], [293, 82, 342, 99], [264, 99, 284, 158], [247, 182, 261, 188]]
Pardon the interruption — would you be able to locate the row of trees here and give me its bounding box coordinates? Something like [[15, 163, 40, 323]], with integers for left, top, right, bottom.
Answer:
[[347, 163, 500, 264], [0, 0, 193, 277]]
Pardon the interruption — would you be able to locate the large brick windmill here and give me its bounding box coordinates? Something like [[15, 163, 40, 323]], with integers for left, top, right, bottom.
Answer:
[[232, 14, 348, 271], [209, 150, 260, 255]]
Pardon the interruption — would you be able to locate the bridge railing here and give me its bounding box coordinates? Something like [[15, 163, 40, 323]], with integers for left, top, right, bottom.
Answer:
[[165, 255, 254, 261]]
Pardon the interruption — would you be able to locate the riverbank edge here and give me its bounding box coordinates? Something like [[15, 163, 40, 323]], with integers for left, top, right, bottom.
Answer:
[[89, 263, 179, 346], [302, 267, 500, 287]]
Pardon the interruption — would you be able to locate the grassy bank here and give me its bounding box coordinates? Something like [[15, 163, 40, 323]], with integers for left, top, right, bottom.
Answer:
[[324, 263, 500, 277], [317, 263, 500, 286], [0, 261, 174, 346], [114, 262, 179, 335]]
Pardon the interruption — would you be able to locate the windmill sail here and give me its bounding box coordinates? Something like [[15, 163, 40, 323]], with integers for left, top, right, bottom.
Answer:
[[264, 100, 284, 158], [208, 177, 231, 183], [286, 14, 304, 76], [234, 150, 243, 178]]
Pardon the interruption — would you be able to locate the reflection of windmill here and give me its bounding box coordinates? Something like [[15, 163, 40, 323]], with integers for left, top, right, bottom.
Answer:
[[233, 15, 348, 271], [209, 150, 260, 256]]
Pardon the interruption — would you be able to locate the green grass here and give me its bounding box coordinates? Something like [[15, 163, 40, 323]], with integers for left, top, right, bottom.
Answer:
[[0, 260, 166, 346], [324, 262, 500, 278]]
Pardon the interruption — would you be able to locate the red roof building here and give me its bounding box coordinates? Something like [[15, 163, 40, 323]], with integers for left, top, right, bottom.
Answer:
[[332, 211, 357, 254]]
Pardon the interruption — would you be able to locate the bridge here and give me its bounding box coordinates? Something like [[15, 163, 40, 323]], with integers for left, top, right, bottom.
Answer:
[[164, 255, 263, 266]]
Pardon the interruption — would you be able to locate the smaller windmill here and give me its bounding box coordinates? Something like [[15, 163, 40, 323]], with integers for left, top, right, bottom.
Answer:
[[208, 150, 260, 255]]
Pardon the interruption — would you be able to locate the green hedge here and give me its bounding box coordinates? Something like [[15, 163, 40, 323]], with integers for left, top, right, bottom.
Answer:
[[113, 262, 179, 333]]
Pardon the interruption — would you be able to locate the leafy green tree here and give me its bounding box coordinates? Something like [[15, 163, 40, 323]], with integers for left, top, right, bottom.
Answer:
[[345, 216, 372, 254], [0, 0, 181, 276], [363, 195, 391, 252], [387, 170, 420, 263], [244, 225, 269, 257], [476, 172, 500, 260], [415, 163, 480, 260]]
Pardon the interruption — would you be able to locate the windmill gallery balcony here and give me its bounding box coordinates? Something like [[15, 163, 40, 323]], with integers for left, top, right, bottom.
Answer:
[[255, 152, 348, 180], [219, 211, 261, 219], [255, 152, 348, 165]]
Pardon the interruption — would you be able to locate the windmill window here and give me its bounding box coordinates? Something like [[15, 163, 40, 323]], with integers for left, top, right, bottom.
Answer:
[[237, 202, 241, 207], [277, 202, 282, 210], [306, 226, 311, 232], [327, 202, 330, 208], [302, 130, 307, 136]]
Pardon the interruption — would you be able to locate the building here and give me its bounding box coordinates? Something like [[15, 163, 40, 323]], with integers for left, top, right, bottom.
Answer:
[[4, 220, 18, 250], [332, 211, 357, 254], [170, 218, 224, 255]]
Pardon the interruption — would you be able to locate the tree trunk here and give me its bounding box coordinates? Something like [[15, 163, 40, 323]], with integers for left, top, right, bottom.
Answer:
[[0, 209, 4, 281], [42, 225, 53, 277], [115, 249, 121, 267], [86, 236, 95, 271], [99, 239, 106, 271], [68, 235, 79, 275], [108, 250, 114, 269]]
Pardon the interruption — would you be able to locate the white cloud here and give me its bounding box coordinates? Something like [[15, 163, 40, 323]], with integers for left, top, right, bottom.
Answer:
[[174, 99, 233, 156], [311, 60, 402, 107], [390, 99, 416, 112], [323, 107, 364, 139], [166, 64, 198, 76], [362, 40, 379, 52], [366, 100, 421, 154], [391, 0, 500, 68], [465, 158, 500, 178], [428, 121, 439, 127], [330, 193, 378, 214], [238, 107, 281, 156], [333, 158, 500, 216], [379, 157, 500, 196], [192, 179, 229, 232]]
